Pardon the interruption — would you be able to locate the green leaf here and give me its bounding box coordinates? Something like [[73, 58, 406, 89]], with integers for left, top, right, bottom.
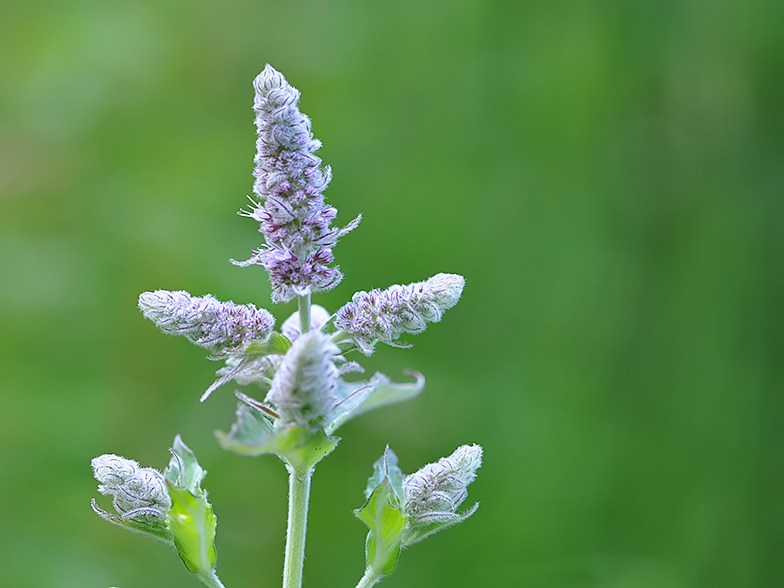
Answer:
[[364, 446, 404, 501], [354, 447, 408, 577], [215, 393, 339, 469], [166, 482, 217, 577], [354, 479, 407, 577], [245, 331, 292, 357], [319, 316, 338, 335], [164, 435, 207, 495], [325, 371, 425, 434]]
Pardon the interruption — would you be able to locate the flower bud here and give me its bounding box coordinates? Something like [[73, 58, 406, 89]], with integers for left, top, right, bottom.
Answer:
[[402, 444, 482, 525], [265, 330, 339, 427], [281, 304, 332, 342], [92, 454, 171, 522]]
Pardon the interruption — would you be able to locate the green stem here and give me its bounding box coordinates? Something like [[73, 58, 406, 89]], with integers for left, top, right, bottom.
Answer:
[[355, 568, 383, 588], [199, 570, 227, 588], [282, 464, 313, 588], [298, 293, 311, 335]]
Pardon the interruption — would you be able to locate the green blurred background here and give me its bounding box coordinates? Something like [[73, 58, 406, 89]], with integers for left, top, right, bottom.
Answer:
[[1, 0, 782, 586]]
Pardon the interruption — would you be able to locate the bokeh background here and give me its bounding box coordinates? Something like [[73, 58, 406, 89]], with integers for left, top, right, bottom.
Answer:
[[1, 0, 783, 587]]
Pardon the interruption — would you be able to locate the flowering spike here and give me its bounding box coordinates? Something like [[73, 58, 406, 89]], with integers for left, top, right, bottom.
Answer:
[[92, 454, 171, 524], [334, 273, 465, 355], [138, 290, 275, 357], [234, 64, 360, 303], [265, 330, 340, 428], [401, 444, 482, 544]]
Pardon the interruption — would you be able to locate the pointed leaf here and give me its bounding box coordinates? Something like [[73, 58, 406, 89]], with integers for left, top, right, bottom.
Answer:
[[214, 392, 276, 451], [244, 331, 292, 357], [326, 371, 425, 434], [364, 446, 404, 502], [166, 483, 217, 576], [354, 479, 407, 577], [164, 435, 206, 495]]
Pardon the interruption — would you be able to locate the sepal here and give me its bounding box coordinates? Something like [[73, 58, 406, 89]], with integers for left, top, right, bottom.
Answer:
[[90, 499, 174, 544]]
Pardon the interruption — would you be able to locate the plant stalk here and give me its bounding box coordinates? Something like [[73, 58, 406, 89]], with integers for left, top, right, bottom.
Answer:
[[199, 569, 227, 588], [355, 568, 383, 588], [298, 293, 311, 335], [282, 464, 313, 588]]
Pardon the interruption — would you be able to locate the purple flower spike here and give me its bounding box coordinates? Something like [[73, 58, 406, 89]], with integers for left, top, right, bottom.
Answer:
[[234, 64, 360, 303]]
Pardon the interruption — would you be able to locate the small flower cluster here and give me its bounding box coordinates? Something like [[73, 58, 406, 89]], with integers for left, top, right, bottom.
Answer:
[[92, 454, 171, 523], [234, 65, 360, 303], [402, 444, 482, 527], [265, 330, 339, 428], [334, 273, 465, 355], [138, 290, 275, 357]]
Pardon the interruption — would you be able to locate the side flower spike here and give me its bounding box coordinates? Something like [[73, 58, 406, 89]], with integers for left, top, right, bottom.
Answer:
[[402, 444, 482, 540], [138, 290, 276, 357], [233, 64, 360, 303], [333, 273, 465, 355], [91, 454, 173, 543], [354, 445, 482, 585]]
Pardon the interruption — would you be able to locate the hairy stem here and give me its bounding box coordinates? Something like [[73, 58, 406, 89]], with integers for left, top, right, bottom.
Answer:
[[355, 568, 383, 588], [298, 293, 311, 335], [200, 569, 227, 588], [282, 465, 313, 588]]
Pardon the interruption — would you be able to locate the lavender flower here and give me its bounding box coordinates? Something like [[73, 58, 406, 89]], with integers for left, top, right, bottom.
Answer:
[[334, 273, 465, 355], [138, 290, 275, 357], [265, 330, 340, 428], [402, 444, 482, 526], [234, 65, 360, 303], [92, 454, 171, 522]]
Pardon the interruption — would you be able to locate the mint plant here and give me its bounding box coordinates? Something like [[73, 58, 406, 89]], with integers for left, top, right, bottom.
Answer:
[[91, 65, 482, 588]]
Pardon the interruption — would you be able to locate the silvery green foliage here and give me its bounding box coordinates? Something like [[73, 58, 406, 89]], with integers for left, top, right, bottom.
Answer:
[[233, 65, 360, 303], [334, 273, 465, 355], [402, 444, 482, 532], [138, 290, 275, 357], [265, 330, 339, 428]]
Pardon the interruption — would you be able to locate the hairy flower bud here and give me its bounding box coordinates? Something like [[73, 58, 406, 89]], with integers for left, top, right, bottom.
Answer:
[[334, 273, 465, 355], [281, 304, 332, 343], [265, 330, 339, 427], [402, 444, 482, 525], [234, 65, 360, 303], [92, 454, 171, 522], [138, 290, 275, 357]]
